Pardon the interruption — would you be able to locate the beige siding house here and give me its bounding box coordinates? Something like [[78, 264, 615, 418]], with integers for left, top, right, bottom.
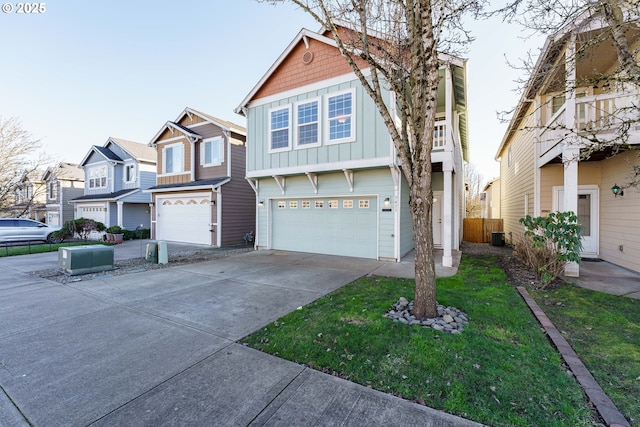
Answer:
[[496, 7, 640, 276]]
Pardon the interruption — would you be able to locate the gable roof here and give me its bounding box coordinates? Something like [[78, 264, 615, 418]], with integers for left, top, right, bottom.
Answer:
[[149, 107, 246, 147], [79, 137, 155, 167], [42, 162, 84, 182]]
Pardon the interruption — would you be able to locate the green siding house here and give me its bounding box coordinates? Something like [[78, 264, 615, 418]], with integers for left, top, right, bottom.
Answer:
[[236, 27, 469, 265]]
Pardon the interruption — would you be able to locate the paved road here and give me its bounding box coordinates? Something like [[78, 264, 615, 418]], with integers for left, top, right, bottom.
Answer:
[[0, 245, 479, 427]]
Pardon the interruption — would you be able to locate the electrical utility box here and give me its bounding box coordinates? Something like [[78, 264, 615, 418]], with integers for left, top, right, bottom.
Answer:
[[146, 241, 158, 263], [58, 245, 114, 275], [157, 240, 168, 264]]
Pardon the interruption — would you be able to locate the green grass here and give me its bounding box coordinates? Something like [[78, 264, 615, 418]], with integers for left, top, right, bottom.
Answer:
[[241, 254, 599, 426], [530, 284, 640, 426], [0, 241, 105, 257]]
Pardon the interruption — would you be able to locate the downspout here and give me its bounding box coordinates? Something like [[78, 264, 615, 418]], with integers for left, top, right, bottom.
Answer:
[[189, 137, 197, 182], [223, 129, 232, 178]]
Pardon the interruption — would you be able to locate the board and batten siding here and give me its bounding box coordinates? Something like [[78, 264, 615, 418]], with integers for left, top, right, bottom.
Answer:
[[599, 152, 640, 272], [246, 79, 391, 175], [499, 105, 536, 244]]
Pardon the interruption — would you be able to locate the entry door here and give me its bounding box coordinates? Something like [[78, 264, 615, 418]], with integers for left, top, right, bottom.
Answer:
[[553, 187, 599, 257], [433, 192, 442, 246]]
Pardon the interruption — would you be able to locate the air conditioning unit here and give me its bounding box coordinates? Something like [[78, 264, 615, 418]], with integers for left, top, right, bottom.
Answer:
[[58, 245, 114, 275]]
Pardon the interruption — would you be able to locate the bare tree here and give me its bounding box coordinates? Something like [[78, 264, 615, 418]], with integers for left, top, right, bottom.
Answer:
[[0, 116, 50, 217], [496, 0, 639, 162], [261, 0, 481, 318], [465, 163, 484, 218]]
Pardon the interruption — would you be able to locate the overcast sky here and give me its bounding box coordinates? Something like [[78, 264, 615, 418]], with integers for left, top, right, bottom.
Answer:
[[0, 1, 545, 183]]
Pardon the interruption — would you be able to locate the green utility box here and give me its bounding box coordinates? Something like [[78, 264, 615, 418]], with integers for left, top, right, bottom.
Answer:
[[157, 240, 168, 265], [146, 241, 158, 263], [58, 245, 114, 275]]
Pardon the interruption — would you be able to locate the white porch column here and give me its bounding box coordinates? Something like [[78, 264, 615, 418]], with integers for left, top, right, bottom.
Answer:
[[563, 34, 580, 277], [117, 201, 124, 227], [442, 162, 453, 268]]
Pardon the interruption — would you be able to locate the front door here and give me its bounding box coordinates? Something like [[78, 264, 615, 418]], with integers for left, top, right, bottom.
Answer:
[[553, 186, 599, 257]]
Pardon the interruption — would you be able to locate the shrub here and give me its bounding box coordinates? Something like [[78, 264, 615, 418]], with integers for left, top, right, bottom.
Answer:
[[55, 218, 106, 241], [516, 211, 583, 288], [107, 225, 123, 234]]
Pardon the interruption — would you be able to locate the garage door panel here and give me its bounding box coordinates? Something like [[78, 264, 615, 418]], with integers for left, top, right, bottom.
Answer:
[[157, 196, 211, 245], [271, 197, 377, 259]]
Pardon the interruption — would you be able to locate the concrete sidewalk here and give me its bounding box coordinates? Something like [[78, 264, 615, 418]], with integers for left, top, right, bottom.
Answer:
[[0, 242, 478, 427]]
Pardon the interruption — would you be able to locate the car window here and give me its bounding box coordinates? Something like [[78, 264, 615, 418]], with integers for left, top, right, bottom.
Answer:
[[0, 220, 17, 227], [18, 220, 39, 228]]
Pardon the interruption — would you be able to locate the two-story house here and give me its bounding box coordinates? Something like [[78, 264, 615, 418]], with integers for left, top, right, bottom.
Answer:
[[495, 10, 640, 275], [235, 27, 468, 265], [72, 137, 157, 229], [12, 170, 47, 221], [42, 162, 84, 226], [145, 107, 254, 246]]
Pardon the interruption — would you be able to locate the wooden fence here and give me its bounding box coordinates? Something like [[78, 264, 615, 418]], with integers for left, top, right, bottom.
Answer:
[[463, 218, 504, 243]]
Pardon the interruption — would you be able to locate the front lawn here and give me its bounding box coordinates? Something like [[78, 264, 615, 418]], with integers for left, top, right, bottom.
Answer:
[[241, 255, 599, 426], [0, 241, 104, 257], [530, 284, 640, 426]]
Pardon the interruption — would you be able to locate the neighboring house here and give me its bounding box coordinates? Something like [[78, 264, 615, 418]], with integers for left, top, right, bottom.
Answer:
[[235, 27, 468, 265], [495, 11, 640, 275], [72, 137, 157, 229], [12, 170, 47, 221], [482, 178, 501, 219], [144, 107, 254, 246], [42, 162, 84, 226]]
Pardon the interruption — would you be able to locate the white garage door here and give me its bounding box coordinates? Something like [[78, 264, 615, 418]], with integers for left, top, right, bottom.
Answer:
[[157, 196, 211, 245], [78, 205, 106, 224], [271, 197, 377, 259]]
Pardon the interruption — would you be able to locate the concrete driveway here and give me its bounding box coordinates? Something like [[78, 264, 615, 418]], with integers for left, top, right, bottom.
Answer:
[[0, 245, 478, 427]]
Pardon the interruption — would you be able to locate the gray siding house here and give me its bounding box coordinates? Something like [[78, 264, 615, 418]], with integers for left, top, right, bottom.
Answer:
[[72, 138, 157, 230], [144, 107, 254, 246], [42, 162, 85, 226], [235, 27, 469, 265]]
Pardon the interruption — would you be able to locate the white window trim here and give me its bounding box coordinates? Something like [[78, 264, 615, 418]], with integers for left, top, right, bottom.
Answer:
[[124, 163, 136, 184], [268, 105, 293, 154], [162, 142, 185, 176], [88, 165, 108, 189], [200, 136, 224, 167], [325, 88, 356, 145], [294, 97, 321, 149], [48, 181, 58, 200]]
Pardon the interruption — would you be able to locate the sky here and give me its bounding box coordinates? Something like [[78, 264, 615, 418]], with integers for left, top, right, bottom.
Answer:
[[0, 1, 545, 184]]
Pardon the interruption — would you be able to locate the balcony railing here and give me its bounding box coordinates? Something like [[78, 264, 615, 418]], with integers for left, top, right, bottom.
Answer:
[[539, 90, 639, 157]]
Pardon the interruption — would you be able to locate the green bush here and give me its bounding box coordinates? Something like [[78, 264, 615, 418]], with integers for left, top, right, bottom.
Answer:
[[54, 218, 106, 241], [517, 211, 583, 288], [106, 225, 122, 234]]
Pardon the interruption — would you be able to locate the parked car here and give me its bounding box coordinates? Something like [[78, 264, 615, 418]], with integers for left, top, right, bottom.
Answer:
[[0, 218, 62, 243]]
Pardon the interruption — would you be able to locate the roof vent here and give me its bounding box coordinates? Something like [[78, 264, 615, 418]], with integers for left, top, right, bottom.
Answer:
[[302, 51, 314, 65]]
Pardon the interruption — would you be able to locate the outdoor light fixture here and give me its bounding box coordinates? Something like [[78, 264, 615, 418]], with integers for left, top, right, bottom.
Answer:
[[258, 200, 265, 207], [611, 184, 624, 197], [384, 197, 391, 207]]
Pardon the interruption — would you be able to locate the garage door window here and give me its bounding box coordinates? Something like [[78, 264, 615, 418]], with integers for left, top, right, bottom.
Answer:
[[277, 201, 286, 209], [302, 201, 310, 209], [315, 200, 324, 208], [329, 200, 338, 209], [359, 200, 370, 208], [289, 201, 298, 209]]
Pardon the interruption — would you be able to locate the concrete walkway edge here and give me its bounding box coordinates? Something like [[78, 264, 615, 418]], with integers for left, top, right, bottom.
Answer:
[[516, 286, 630, 427]]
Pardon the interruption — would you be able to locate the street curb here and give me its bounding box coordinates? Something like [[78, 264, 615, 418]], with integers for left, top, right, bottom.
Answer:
[[515, 286, 630, 427]]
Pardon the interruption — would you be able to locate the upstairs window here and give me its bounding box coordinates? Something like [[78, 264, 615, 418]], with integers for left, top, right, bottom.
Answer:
[[295, 99, 320, 147], [89, 166, 107, 189], [269, 106, 291, 152], [124, 164, 136, 183], [201, 137, 224, 166], [326, 89, 355, 144], [163, 144, 184, 174], [48, 181, 58, 199]]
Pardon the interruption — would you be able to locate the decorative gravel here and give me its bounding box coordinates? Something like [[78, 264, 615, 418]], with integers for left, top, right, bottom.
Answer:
[[385, 297, 469, 334], [31, 245, 253, 284]]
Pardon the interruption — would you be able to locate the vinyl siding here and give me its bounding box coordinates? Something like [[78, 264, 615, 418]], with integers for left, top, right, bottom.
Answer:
[[539, 162, 602, 215], [499, 105, 536, 245], [399, 174, 414, 256], [122, 204, 151, 229], [220, 143, 255, 246]]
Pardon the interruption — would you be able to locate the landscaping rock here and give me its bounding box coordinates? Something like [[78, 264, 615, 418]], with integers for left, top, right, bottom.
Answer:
[[384, 299, 469, 334]]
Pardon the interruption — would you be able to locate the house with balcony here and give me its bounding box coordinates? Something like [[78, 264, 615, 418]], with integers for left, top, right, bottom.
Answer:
[[42, 162, 84, 226], [144, 107, 254, 246], [72, 137, 156, 229], [495, 10, 640, 275], [235, 27, 468, 264]]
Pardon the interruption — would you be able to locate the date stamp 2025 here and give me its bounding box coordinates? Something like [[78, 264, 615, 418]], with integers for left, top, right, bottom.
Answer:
[[2, 3, 46, 14]]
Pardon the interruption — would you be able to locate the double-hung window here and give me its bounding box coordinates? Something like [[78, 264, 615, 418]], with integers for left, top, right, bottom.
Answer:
[[163, 143, 184, 174], [48, 181, 57, 199], [89, 166, 107, 189], [295, 99, 320, 148], [326, 89, 355, 144], [124, 164, 136, 183], [201, 136, 224, 166], [269, 106, 292, 152]]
